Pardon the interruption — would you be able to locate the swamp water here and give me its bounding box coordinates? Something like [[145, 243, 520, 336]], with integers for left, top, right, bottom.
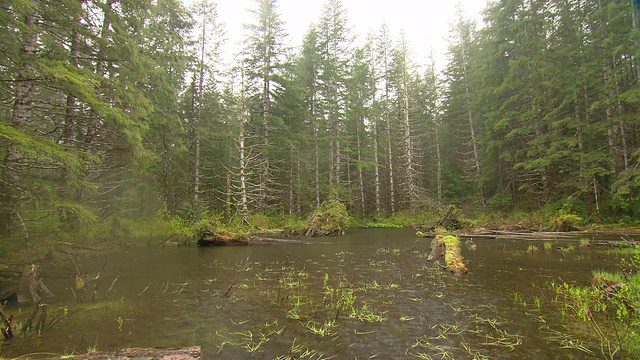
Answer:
[[0, 228, 631, 359]]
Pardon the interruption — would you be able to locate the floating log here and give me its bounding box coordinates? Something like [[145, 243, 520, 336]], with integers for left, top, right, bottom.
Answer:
[[47, 346, 201, 360]]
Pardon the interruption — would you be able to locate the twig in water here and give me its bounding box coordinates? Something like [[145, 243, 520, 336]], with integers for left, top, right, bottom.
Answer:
[[225, 283, 235, 296], [138, 285, 150, 296], [104, 276, 119, 299]]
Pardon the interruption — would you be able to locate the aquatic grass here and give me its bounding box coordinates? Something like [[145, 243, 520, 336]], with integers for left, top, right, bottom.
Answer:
[[275, 338, 334, 360], [512, 291, 525, 306], [591, 269, 625, 288], [406, 334, 455, 359], [534, 296, 542, 309], [432, 323, 465, 337], [481, 327, 522, 350], [359, 280, 381, 290], [543, 241, 553, 250], [541, 326, 596, 356], [607, 247, 639, 256], [386, 282, 401, 289], [526, 244, 540, 254], [552, 273, 640, 359], [460, 341, 490, 360], [349, 302, 386, 322], [304, 319, 337, 337], [579, 238, 592, 247]]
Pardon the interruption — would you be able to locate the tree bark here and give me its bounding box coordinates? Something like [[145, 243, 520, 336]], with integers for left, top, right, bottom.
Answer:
[[356, 116, 366, 215], [238, 61, 249, 221], [436, 120, 443, 203], [0, 1, 39, 237]]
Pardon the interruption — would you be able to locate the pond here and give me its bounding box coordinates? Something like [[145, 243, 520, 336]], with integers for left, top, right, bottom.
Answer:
[[0, 229, 632, 359]]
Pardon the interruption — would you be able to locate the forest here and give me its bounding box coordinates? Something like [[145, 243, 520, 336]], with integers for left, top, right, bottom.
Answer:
[[2, 0, 640, 248]]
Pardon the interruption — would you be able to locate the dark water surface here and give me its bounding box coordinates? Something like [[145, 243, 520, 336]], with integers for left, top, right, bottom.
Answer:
[[0, 229, 631, 359]]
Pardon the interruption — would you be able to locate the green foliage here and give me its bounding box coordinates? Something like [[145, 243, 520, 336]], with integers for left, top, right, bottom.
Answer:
[[553, 250, 640, 359], [192, 214, 251, 244], [247, 213, 271, 229], [305, 200, 350, 235], [54, 200, 98, 231], [0, 124, 93, 172], [4, 0, 640, 262], [550, 203, 584, 231]]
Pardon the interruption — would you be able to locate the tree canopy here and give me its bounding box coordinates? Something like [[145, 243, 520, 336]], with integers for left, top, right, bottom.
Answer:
[[2, 0, 640, 240]]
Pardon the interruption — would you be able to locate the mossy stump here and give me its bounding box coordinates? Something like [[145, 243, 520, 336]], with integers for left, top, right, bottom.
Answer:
[[197, 229, 249, 246], [304, 200, 348, 237]]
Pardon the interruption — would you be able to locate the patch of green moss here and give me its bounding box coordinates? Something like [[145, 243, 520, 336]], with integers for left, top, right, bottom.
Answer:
[[438, 235, 467, 275]]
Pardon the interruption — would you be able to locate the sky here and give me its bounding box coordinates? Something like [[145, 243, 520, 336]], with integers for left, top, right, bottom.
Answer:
[[211, 0, 489, 70]]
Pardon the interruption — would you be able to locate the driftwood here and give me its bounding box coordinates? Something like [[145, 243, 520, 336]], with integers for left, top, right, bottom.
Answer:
[[48, 346, 201, 360]]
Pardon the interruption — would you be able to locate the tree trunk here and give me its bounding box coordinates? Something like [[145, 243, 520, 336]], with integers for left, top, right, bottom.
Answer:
[[356, 116, 366, 215], [373, 119, 381, 213], [436, 120, 443, 203], [238, 62, 249, 221], [400, 53, 416, 208], [0, 2, 39, 237], [261, 42, 272, 210], [193, 14, 207, 210], [313, 124, 320, 208], [370, 41, 381, 214], [85, 0, 115, 151], [461, 42, 482, 205]]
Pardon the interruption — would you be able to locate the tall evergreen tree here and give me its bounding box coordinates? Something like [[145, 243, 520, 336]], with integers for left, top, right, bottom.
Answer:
[[317, 0, 352, 196], [243, 0, 288, 211]]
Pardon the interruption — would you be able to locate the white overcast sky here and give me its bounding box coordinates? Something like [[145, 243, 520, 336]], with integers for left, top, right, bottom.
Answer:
[[209, 0, 488, 69]]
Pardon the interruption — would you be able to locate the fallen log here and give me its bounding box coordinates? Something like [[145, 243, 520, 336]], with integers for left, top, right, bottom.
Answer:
[[198, 236, 311, 246], [249, 237, 311, 245], [197, 236, 248, 246], [47, 346, 201, 360], [454, 230, 640, 242], [427, 235, 467, 275]]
